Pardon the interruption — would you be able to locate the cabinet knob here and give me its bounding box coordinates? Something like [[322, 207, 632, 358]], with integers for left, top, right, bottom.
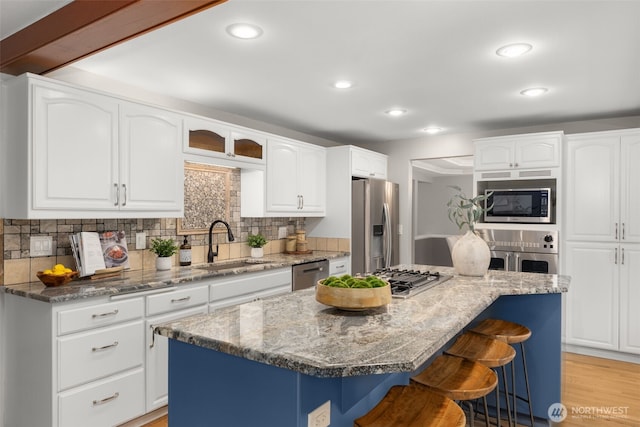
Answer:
[[509, 163, 513, 167]]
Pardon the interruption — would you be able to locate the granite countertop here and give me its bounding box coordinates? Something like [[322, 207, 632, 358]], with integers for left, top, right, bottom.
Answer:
[[156, 265, 570, 378], [2, 251, 349, 303]]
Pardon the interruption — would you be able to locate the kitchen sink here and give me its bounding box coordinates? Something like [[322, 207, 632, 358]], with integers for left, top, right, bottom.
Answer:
[[194, 259, 273, 272]]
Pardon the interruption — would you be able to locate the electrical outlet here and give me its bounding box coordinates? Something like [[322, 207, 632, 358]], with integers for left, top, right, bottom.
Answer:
[[278, 226, 288, 239], [308, 401, 330, 427], [30, 236, 53, 257], [136, 232, 147, 250]]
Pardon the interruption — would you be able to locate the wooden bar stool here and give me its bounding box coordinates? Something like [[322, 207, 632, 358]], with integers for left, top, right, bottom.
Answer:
[[411, 354, 498, 427], [471, 319, 534, 427], [354, 385, 466, 427], [444, 332, 516, 427]]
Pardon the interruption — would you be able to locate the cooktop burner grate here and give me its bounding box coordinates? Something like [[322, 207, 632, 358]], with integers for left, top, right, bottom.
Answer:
[[373, 268, 452, 298]]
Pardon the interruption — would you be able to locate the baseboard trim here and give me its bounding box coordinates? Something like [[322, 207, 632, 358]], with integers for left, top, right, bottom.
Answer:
[[563, 344, 640, 364]]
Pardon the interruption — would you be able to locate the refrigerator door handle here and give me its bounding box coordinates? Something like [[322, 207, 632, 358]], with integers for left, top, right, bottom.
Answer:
[[383, 202, 391, 269]]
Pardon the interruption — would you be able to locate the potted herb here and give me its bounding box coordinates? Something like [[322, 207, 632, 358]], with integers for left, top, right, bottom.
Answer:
[[247, 233, 267, 258], [149, 237, 179, 270], [446, 186, 493, 276]]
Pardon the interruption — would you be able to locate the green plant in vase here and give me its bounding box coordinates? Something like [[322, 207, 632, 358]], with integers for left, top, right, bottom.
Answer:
[[149, 237, 179, 270], [247, 233, 267, 258]]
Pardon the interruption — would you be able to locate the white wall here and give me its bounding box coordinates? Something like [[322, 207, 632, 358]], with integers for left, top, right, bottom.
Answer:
[[415, 174, 472, 237], [364, 115, 640, 264]]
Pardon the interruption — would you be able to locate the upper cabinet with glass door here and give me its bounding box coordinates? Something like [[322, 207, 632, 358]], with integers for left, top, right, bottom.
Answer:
[[183, 115, 266, 166]]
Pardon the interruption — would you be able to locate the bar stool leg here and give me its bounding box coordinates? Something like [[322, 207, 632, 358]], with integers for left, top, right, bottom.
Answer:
[[500, 365, 513, 427], [511, 355, 517, 426], [482, 397, 491, 427], [521, 342, 534, 427]]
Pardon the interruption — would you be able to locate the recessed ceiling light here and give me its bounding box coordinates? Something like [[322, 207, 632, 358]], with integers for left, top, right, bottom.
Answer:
[[496, 43, 533, 58], [226, 23, 263, 39], [520, 87, 548, 97], [385, 109, 407, 116], [422, 127, 443, 134], [334, 80, 353, 89]]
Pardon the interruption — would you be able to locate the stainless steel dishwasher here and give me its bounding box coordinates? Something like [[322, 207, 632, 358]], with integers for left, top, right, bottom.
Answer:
[[292, 259, 329, 291]]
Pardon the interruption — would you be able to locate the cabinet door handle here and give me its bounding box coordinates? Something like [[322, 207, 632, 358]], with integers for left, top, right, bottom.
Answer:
[[514, 162, 519, 167], [622, 223, 625, 240], [93, 392, 119, 406], [615, 248, 618, 265], [114, 183, 119, 206], [150, 324, 156, 348], [615, 223, 618, 239], [334, 264, 345, 269], [300, 195, 304, 209], [509, 163, 513, 168], [622, 248, 625, 265], [92, 341, 119, 352], [92, 309, 119, 319], [121, 184, 127, 206], [171, 296, 191, 303]]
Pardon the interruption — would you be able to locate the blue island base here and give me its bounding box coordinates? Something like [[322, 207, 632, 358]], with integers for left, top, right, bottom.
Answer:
[[168, 294, 561, 427]]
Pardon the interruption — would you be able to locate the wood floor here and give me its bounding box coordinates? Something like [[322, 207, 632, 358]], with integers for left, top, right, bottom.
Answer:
[[141, 352, 639, 427]]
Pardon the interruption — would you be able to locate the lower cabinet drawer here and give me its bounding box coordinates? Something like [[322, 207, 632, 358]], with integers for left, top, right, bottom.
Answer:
[[58, 321, 143, 391], [58, 368, 145, 427], [146, 285, 209, 316]]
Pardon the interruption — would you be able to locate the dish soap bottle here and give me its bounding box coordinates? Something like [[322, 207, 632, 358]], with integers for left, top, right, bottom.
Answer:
[[179, 236, 192, 266]]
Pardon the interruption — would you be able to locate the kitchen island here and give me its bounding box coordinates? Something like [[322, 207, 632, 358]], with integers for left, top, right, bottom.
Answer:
[[156, 265, 569, 427]]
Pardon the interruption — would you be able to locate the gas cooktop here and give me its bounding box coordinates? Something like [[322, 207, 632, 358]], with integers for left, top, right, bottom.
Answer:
[[373, 268, 452, 299]]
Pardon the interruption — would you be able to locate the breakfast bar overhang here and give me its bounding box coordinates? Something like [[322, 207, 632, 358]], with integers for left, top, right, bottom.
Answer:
[[156, 265, 570, 427]]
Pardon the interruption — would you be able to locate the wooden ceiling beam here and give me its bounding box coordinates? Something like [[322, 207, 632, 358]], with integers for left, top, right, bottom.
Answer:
[[0, 0, 227, 76]]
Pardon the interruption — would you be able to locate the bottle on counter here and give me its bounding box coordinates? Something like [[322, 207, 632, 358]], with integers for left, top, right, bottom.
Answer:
[[179, 235, 192, 266], [286, 234, 297, 252]]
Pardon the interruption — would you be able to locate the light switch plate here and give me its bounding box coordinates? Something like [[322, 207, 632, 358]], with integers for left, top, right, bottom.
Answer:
[[308, 401, 330, 427], [136, 232, 146, 250], [278, 226, 288, 239], [30, 236, 53, 257]]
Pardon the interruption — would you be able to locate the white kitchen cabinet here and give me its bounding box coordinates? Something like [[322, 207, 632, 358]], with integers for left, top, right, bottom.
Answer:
[[474, 131, 562, 172], [209, 268, 291, 310], [330, 256, 351, 276], [620, 245, 640, 354], [564, 242, 640, 356], [563, 128, 640, 360], [1, 72, 183, 219], [351, 146, 388, 179], [146, 305, 208, 411], [564, 242, 619, 351], [183, 115, 266, 167], [4, 294, 146, 427], [565, 130, 640, 242], [241, 137, 326, 217]]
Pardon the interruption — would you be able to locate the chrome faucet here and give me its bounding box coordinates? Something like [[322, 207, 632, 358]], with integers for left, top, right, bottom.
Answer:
[[208, 220, 235, 263]]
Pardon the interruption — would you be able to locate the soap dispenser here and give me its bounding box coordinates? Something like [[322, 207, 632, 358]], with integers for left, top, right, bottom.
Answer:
[[179, 236, 192, 266]]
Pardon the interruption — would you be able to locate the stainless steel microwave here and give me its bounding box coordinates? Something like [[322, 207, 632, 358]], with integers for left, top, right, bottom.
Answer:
[[484, 188, 552, 223]]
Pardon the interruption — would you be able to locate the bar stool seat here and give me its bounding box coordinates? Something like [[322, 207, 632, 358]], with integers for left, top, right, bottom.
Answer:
[[470, 319, 531, 344], [354, 385, 466, 427], [470, 319, 534, 427], [444, 332, 516, 426], [411, 354, 497, 426]]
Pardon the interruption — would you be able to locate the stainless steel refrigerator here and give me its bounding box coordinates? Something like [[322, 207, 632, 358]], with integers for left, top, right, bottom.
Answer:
[[351, 178, 399, 275]]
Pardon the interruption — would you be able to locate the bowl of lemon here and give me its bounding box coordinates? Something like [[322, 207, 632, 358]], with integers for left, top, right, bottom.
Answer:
[[37, 264, 78, 287], [316, 274, 391, 311]]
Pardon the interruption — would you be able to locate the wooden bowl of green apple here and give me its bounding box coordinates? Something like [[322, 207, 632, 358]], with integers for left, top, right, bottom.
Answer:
[[316, 274, 391, 311]]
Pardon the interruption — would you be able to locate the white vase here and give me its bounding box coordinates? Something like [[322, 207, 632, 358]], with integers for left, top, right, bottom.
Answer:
[[451, 230, 490, 277], [156, 256, 172, 271], [251, 247, 264, 258]]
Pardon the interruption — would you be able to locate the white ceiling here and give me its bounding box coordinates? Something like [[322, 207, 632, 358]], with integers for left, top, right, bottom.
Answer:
[[2, 0, 640, 145]]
